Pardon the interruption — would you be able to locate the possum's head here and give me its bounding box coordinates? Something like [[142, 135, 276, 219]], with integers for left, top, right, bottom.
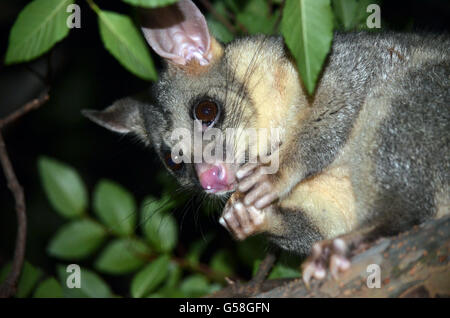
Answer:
[[83, 0, 305, 196]]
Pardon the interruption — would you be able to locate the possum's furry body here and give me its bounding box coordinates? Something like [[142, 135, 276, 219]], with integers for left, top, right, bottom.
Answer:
[[234, 32, 450, 254], [84, 0, 449, 282]]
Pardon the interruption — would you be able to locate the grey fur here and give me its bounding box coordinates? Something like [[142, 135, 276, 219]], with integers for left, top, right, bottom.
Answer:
[[278, 32, 450, 250], [368, 61, 449, 232], [83, 31, 450, 254], [267, 208, 323, 256]]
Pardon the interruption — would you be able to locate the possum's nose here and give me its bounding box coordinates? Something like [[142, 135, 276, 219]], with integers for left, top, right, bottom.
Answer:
[[196, 163, 235, 193]]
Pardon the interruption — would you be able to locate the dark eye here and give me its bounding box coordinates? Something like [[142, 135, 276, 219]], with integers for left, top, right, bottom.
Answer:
[[164, 151, 183, 171], [193, 100, 219, 126]]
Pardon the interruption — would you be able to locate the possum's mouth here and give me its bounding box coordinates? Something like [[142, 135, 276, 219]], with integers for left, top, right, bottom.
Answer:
[[195, 162, 237, 194]]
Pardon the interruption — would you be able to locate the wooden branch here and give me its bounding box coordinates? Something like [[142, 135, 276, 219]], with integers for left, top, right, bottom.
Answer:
[[0, 89, 49, 128], [252, 251, 277, 285], [172, 256, 242, 284], [208, 252, 279, 298], [0, 89, 49, 298], [210, 216, 450, 298]]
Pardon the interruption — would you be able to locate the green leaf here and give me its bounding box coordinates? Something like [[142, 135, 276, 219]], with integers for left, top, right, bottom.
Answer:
[[179, 274, 212, 298], [332, 0, 375, 30], [253, 252, 302, 279], [17, 262, 44, 298], [332, 0, 358, 30], [236, 0, 279, 34], [223, 0, 241, 14], [47, 219, 106, 260], [97, 10, 157, 81], [33, 277, 63, 298], [57, 265, 112, 298], [131, 255, 170, 298], [93, 179, 137, 236], [121, 0, 178, 8], [146, 291, 166, 298], [146, 288, 185, 298], [94, 238, 151, 275], [162, 261, 182, 290], [206, 1, 234, 43], [150, 261, 182, 298], [141, 196, 178, 252], [210, 250, 235, 276], [268, 263, 301, 279], [281, 0, 334, 95], [207, 18, 234, 44], [238, 10, 280, 35], [5, 0, 73, 64], [0, 261, 43, 298], [38, 156, 88, 219]]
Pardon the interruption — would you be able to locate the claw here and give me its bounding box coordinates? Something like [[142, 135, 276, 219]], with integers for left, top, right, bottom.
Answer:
[[302, 237, 352, 285], [236, 163, 258, 180], [220, 198, 267, 240], [236, 165, 279, 209], [254, 192, 278, 209]]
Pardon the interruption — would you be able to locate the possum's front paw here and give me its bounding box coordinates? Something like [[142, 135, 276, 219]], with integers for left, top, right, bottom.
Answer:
[[236, 164, 279, 209], [219, 196, 267, 240], [302, 238, 351, 285]]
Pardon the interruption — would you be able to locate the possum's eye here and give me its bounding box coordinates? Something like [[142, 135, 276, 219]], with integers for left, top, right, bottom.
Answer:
[[164, 151, 183, 171], [193, 100, 219, 126]]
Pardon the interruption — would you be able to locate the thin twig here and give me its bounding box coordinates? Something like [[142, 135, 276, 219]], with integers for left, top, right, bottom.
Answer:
[[143, 252, 242, 284], [207, 251, 278, 297], [203, 0, 248, 34], [0, 132, 27, 298], [199, 0, 238, 35], [252, 251, 277, 284], [0, 90, 50, 298], [173, 256, 242, 283], [0, 89, 49, 128], [208, 278, 295, 298]]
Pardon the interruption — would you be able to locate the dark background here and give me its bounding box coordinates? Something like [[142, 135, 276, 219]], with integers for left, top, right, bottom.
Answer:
[[0, 0, 449, 294]]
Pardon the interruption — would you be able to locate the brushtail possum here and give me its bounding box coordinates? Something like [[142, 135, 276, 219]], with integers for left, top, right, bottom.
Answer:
[[83, 0, 450, 283]]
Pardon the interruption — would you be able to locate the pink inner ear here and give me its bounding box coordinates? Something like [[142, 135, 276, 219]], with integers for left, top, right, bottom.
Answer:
[[141, 0, 211, 66]]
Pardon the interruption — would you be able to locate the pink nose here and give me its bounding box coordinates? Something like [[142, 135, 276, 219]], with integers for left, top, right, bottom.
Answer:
[[198, 164, 229, 192]]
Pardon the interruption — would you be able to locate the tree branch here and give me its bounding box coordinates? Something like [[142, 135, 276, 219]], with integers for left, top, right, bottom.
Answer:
[[0, 89, 49, 128], [209, 216, 450, 298], [207, 251, 280, 298], [0, 89, 49, 298]]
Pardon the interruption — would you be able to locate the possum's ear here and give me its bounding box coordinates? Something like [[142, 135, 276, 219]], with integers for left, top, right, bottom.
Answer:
[[82, 97, 146, 137], [140, 0, 213, 66]]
